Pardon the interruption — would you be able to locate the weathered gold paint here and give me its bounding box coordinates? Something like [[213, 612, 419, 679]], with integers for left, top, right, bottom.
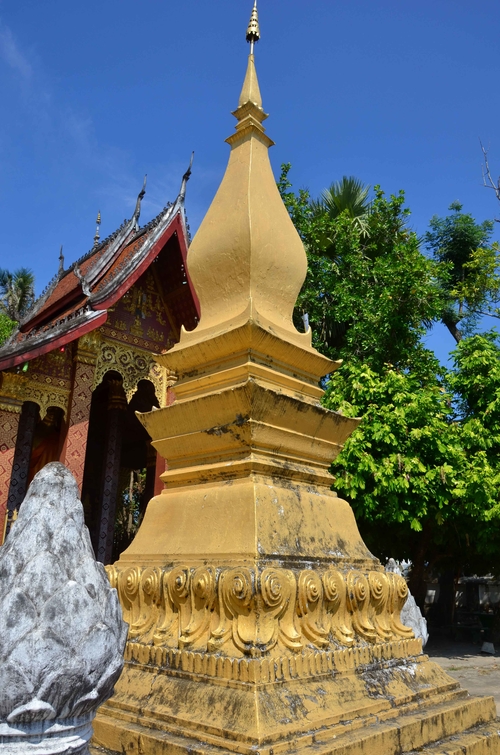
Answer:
[[94, 29, 500, 755]]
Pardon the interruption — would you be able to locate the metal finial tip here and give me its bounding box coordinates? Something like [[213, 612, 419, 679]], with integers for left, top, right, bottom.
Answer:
[[246, 0, 260, 45], [94, 211, 101, 247]]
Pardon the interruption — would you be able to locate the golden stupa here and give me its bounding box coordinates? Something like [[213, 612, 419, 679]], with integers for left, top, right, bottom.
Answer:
[[94, 5, 499, 753]]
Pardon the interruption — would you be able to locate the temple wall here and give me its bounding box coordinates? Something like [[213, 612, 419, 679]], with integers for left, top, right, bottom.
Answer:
[[60, 337, 99, 492], [0, 404, 21, 542]]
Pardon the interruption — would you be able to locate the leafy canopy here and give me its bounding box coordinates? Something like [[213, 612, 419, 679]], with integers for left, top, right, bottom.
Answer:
[[281, 165, 500, 584], [0, 267, 35, 322], [279, 164, 444, 370], [0, 314, 16, 346], [425, 202, 500, 341]]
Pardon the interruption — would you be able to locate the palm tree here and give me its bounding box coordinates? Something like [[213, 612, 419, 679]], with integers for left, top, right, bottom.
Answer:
[[310, 176, 371, 258], [0, 268, 35, 322]]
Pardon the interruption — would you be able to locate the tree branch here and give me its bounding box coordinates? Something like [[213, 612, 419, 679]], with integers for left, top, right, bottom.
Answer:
[[480, 140, 500, 222]]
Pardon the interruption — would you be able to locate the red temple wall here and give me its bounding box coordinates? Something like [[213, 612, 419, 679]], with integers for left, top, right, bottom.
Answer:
[[0, 408, 21, 542]]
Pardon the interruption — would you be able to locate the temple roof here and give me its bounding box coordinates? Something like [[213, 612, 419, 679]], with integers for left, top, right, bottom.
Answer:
[[0, 164, 198, 371]]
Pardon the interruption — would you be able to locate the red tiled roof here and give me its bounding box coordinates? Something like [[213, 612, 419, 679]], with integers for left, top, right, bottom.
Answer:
[[0, 195, 199, 371], [21, 237, 119, 331], [90, 230, 153, 297]]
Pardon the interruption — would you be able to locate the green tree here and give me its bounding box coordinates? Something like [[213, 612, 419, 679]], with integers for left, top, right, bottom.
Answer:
[[0, 314, 16, 345], [310, 176, 371, 257], [280, 165, 500, 606], [447, 333, 500, 521], [0, 267, 35, 322], [425, 203, 499, 341], [323, 354, 500, 604], [279, 164, 444, 368]]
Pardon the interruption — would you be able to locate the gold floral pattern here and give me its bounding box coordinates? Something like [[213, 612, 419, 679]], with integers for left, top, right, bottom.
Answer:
[[93, 339, 169, 406], [106, 564, 413, 658]]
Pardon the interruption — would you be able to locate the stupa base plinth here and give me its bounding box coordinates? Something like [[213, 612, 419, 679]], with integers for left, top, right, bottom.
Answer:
[[93, 644, 499, 755]]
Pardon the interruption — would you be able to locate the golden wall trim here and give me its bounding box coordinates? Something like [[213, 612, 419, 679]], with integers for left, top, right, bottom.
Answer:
[[123, 637, 423, 685], [93, 339, 170, 406], [0, 397, 23, 414], [0, 372, 70, 418], [75, 330, 101, 364]]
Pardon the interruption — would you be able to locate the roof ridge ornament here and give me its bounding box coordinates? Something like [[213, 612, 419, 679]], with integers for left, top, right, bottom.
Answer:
[[246, 0, 260, 54], [93, 210, 101, 248], [73, 264, 91, 297], [178, 152, 194, 203], [133, 175, 147, 229], [58, 245, 64, 276]]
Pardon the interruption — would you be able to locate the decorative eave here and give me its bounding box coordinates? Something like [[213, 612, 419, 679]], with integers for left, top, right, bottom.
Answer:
[[0, 306, 107, 371], [19, 218, 131, 331], [90, 155, 195, 310], [83, 176, 147, 290], [0, 160, 197, 372], [90, 201, 182, 309]]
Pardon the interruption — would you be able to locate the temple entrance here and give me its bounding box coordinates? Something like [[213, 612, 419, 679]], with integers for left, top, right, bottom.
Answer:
[[3, 401, 65, 539], [28, 406, 65, 484], [81, 371, 160, 564]]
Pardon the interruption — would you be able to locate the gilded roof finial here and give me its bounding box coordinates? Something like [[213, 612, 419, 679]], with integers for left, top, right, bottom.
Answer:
[[58, 245, 64, 276], [93, 210, 101, 248], [246, 0, 260, 55]]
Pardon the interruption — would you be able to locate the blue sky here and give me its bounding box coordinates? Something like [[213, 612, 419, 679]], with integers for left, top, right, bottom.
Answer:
[[0, 1, 499, 361]]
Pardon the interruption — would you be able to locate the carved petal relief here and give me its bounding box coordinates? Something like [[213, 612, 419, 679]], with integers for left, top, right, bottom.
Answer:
[[108, 564, 415, 658]]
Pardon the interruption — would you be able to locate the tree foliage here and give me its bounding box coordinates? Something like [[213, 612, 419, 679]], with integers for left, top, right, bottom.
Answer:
[[309, 176, 372, 254], [280, 165, 500, 602], [425, 203, 499, 341], [0, 314, 16, 345], [0, 267, 35, 322], [279, 164, 443, 369]]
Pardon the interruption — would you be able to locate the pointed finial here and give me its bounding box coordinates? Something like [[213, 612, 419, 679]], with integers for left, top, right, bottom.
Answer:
[[179, 152, 194, 202], [238, 1, 263, 110], [246, 1, 260, 54], [132, 175, 147, 227], [93, 210, 101, 248], [58, 245, 64, 275]]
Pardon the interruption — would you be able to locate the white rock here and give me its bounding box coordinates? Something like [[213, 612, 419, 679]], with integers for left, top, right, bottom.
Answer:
[[386, 558, 429, 647], [0, 463, 128, 754]]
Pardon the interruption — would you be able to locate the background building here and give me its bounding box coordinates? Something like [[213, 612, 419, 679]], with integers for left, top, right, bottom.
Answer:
[[0, 169, 199, 563]]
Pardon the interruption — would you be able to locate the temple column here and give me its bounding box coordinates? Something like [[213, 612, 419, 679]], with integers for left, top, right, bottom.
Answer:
[[5, 400, 39, 538], [97, 378, 127, 564], [0, 399, 23, 543], [60, 335, 98, 492]]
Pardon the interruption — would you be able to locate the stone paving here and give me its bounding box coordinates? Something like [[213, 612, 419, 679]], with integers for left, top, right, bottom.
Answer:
[[426, 636, 500, 715]]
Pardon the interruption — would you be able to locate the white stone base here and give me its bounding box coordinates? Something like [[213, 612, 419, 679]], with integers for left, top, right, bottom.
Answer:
[[0, 714, 93, 754]]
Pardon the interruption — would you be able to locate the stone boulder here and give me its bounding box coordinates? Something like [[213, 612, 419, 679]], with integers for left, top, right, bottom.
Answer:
[[386, 558, 429, 647], [0, 462, 128, 754]]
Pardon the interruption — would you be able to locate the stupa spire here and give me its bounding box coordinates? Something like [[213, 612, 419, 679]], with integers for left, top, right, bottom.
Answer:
[[177, 0, 313, 352], [95, 7, 500, 755]]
